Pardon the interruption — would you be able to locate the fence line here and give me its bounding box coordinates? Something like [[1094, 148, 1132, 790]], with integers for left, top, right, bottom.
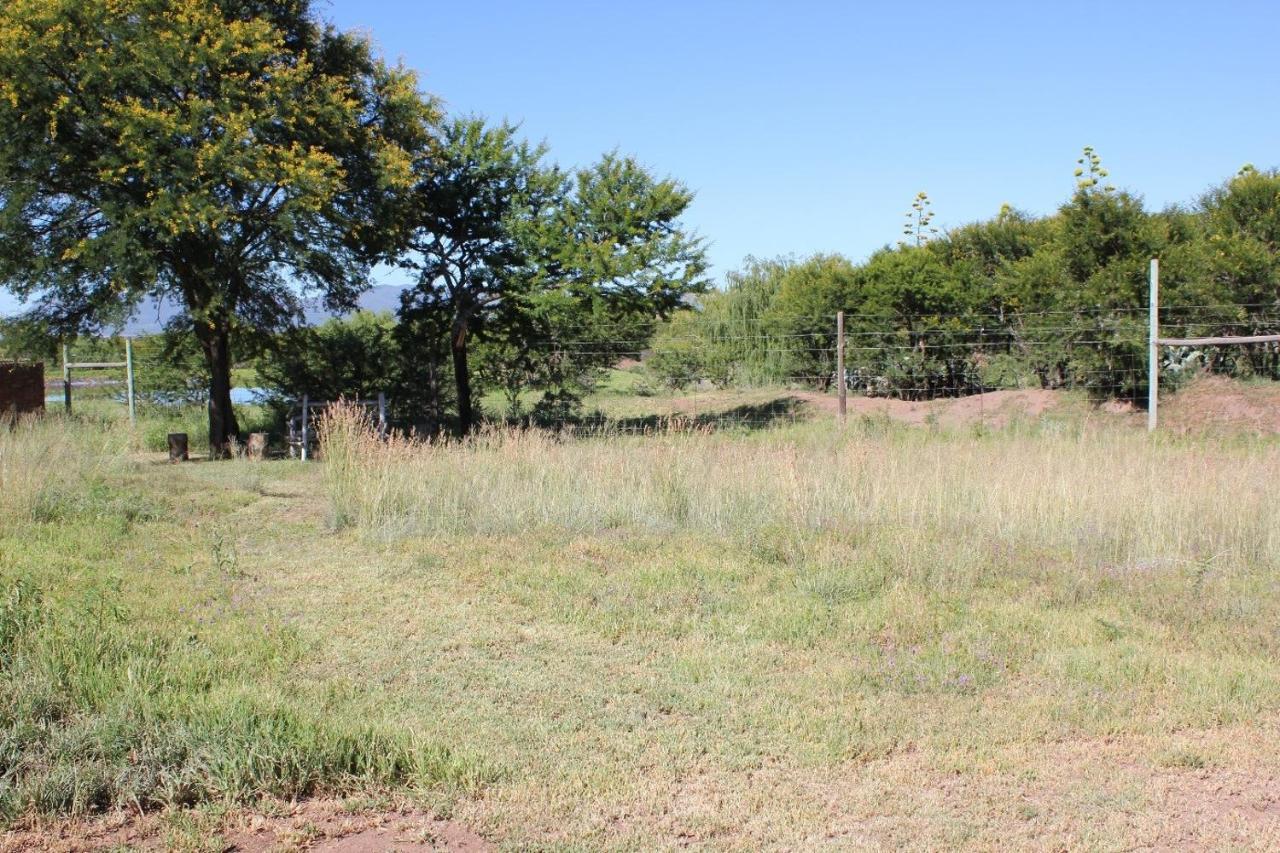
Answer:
[[44, 297, 1280, 434]]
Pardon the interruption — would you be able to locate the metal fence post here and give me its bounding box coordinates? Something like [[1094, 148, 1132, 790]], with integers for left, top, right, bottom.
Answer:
[[62, 343, 71, 413], [836, 311, 846, 424], [1148, 258, 1159, 432], [124, 337, 136, 425]]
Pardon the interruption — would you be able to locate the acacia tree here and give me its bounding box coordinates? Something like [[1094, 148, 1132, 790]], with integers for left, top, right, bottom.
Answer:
[[0, 0, 433, 453], [487, 153, 710, 422], [396, 117, 561, 433], [397, 120, 707, 432]]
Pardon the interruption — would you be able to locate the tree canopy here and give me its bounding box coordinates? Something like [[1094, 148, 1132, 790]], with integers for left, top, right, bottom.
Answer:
[[0, 0, 434, 450], [650, 155, 1280, 400], [394, 120, 707, 432]]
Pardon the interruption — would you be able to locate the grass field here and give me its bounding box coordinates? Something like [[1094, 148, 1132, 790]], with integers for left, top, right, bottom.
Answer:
[[3, 395, 1280, 849]]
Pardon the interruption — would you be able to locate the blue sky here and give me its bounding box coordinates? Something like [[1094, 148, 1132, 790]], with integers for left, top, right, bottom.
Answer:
[[3, 0, 1276, 315], [319, 0, 1278, 282]]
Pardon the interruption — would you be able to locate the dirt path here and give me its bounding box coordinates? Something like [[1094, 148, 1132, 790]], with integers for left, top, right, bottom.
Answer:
[[1159, 374, 1280, 434], [670, 376, 1280, 434], [1, 801, 490, 852]]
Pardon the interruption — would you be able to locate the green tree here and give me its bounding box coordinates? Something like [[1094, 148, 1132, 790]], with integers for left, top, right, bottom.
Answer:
[[0, 0, 433, 453], [257, 310, 399, 417], [647, 151, 1280, 403], [1197, 165, 1280, 377], [395, 118, 561, 433], [649, 257, 796, 388], [510, 153, 708, 417], [397, 124, 708, 431], [646, 310, 707, 389]]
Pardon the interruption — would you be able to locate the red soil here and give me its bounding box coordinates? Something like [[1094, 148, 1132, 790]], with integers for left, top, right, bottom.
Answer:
[[0, 801, 489, 853]]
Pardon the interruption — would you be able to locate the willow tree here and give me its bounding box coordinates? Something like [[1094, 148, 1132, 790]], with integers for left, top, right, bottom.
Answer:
[[0, 0, 434, 452]]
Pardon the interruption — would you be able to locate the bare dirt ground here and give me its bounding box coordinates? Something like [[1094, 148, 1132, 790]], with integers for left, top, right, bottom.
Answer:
[[685, 375, 1280, 434], [1159, 374, 1280, 435], [0, 801, 489, 852], [795, 387, 1065, 429], [8, 719, 1280, 851]]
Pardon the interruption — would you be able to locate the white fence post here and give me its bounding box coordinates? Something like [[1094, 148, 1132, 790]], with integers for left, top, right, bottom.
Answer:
[[1148, 258, 1159, 432], [836, 311, 846, 424]]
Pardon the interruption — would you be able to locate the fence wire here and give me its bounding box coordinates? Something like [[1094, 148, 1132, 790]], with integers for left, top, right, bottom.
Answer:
[[45, 303, 1280, 433]]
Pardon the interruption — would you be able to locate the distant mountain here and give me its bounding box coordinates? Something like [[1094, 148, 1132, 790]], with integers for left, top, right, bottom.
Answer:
[[296, 285, 406, 329], [2, 286, 409, 335]]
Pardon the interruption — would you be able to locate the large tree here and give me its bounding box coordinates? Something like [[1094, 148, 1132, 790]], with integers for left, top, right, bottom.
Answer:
[[0, 0, 433, 452], [395, 117, 560, 433], [397, 121, 708, 432], [481, 153, 710, 422]]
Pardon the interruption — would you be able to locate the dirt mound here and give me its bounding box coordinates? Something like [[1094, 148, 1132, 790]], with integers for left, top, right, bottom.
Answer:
[[1159, 375, 1280, 435], [797, 388, 1061, 428], [0, 800, 489, 852], [802, 377, 1280, 434]]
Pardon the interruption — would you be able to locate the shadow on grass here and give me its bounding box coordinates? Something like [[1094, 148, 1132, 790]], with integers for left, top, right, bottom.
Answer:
[[568, 395, 811, 435]]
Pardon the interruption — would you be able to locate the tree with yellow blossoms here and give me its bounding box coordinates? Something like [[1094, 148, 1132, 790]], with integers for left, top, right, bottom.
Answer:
[[0, 0, 435, 452]]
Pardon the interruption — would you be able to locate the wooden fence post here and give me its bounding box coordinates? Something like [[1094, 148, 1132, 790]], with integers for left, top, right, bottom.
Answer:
[[62, 344, 71, 413], [167, 433, 189, 463], [124, 337, 136, 425], [300, 394, 310, 461]]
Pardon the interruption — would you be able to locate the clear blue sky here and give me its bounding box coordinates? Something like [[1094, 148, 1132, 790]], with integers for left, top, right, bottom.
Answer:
[[2, 0, 1276, 316], [322, 0, 1277, 282]]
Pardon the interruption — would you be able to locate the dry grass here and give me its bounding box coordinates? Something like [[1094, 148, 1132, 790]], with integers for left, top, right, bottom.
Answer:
[[321, 402, 1278, 567], [0, 414, 127, 525], [302, 404, 1280, 847], [0, 414, 480, 833], [7, 402, 1280, 848]]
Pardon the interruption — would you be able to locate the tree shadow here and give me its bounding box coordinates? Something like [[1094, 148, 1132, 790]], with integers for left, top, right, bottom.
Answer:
[[567, 395, 810, 435]]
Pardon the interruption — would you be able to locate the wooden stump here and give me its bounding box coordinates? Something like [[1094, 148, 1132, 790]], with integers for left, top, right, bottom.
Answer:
[[167, 432, 189, 463], [246, 432, 268, 461]]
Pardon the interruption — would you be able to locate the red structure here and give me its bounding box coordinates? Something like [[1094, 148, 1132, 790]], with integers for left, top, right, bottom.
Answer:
[[0, 362, 45, 417]]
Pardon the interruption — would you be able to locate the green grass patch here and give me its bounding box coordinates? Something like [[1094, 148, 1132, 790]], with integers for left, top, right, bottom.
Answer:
[[0, 418, 483, 826]]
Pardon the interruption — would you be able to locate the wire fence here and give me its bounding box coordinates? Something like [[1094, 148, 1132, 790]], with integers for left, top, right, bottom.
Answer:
[[45, 302, 1280, 434]]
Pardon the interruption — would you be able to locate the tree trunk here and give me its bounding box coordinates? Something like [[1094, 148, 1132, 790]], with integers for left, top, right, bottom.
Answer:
[[452, 317, 474, 434], [197, 321, 240, 458]]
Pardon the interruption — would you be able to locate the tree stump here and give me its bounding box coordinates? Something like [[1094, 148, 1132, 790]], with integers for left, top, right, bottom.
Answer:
[[167, 432, 189, 463], [246, 432, 268, 461]]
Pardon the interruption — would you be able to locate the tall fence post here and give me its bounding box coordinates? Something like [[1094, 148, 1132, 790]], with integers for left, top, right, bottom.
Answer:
[[1148, 258, 1159, 432], [377, 391, 387, 438], [62, 343, 71, 413], [836, 311, 846, 424], [124, 337, 136, 426]]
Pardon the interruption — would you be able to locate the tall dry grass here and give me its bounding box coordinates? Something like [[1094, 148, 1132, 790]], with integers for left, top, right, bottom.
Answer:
[[318, 403, 1280, 576], [0, 414, 130, 525]]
